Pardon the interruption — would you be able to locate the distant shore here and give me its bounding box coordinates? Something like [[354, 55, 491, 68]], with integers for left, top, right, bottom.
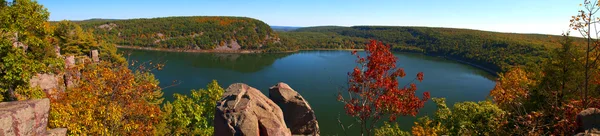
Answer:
[[116, 45, 498, 76], [116, 45, 262, 53], [116, 45, 364, 53]]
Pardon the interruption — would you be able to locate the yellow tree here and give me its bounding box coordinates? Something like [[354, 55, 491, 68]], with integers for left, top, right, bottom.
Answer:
[[490, 67, 537, 113], [49, 61, 164, 135]]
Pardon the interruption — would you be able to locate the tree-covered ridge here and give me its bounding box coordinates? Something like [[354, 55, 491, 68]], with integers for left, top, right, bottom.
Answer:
[[269, 31, 367, 52], [75, 16, 279, 50], [287, 26, 577, 72]]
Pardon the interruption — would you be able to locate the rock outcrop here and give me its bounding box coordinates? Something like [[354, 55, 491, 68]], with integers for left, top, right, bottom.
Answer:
[[12, 41, 27, 51], [577, 108, 600, 135], [214, 40, 241, 51], [65, 56, 75, 68], [29, 73, 62, 97], [91, 50, 99, 63], [96, 23, 117, 31], [269, 82, 320, 135], [0, 98, 66, 136], [214, 83, 291, 136]]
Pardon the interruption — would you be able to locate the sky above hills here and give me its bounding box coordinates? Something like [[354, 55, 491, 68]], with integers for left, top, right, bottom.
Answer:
[[39, 0, 581, 36]]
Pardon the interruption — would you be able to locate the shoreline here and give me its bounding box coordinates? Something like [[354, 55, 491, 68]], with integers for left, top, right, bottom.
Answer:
[[117, 45, 499, 76], [117, 45, 365, 53], [439, 56, 499, 77], [116, 45, 262, 53]]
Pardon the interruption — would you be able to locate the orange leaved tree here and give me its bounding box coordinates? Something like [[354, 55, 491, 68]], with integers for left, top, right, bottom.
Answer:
[[49, 61, 164, 135], [338, 40, 430, 135]]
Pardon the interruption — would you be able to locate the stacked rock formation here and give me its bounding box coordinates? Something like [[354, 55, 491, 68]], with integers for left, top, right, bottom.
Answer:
[[214, 83, 320, 136]]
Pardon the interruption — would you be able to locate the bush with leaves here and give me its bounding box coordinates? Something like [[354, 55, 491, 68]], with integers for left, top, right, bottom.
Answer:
[[159, 80, 225, 136], [411, 98, 506, 136], [374, 122, 411, 136]]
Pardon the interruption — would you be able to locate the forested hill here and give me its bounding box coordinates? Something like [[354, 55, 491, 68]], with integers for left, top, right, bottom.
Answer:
[[280, 26, 578, 72], [75, 16, 279, 50], [72, 16, 579, 72]]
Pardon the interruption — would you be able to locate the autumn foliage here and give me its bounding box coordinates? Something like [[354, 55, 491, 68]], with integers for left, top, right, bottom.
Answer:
[[49, 61, 164, 135], [338, 40, 430, 135], [490, 67, 537, 110]]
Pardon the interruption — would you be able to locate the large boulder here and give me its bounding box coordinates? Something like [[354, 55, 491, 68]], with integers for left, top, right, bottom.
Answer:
[[29, 73, 62, 96], [576, 108, 600, 135], [0, 98, 66, 136], [269, 82, 320, 135], [214, 83, 291, 136]]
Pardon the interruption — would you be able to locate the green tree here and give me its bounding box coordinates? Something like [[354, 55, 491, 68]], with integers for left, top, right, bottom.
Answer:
[[531, 35, 584, 109], [53, 20, 125, 63], [54, 20, 97, 55], [160, 80, 225, 136], [0, 0, 63, 101]]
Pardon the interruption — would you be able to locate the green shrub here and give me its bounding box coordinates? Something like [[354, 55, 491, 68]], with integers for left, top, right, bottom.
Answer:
[[159, 80, 225, 136]]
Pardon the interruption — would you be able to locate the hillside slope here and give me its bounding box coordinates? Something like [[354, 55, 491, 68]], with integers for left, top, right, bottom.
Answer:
[[76, 16, 280, 50]]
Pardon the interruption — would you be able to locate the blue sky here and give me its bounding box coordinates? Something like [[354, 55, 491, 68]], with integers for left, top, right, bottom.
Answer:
[[38, 0, 580, 35]]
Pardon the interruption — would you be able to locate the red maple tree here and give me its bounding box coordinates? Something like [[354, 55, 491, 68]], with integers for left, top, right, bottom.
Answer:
[[338, 40, 430, 135]]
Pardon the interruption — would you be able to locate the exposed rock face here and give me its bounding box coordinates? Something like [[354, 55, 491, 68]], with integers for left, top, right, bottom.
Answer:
[[91, 50, 99, 62], [46, 128, 67, 136], [228, 40, 241, 50], [64, 56, 76, 89], [54, 45, 61, 57], [29, 73, 59, 91], [65, 56, 75, 69], [12, 42, 27, 51], [577, 108, 600, 135], [97, 23, 117, 31], [29, 73, 62, 97], [156, 33, 165, 38], [214, 40, 241, 51], [269, 82, 320, 135], [0, 98, 66, 136], [214, 83, 291, 136]]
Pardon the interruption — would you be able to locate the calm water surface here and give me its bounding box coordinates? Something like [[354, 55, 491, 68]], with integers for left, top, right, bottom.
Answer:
[[121, 49, 496, 135]]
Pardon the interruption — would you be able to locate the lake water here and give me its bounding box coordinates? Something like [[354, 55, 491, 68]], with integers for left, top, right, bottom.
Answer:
[[121, 49, 496, 135]]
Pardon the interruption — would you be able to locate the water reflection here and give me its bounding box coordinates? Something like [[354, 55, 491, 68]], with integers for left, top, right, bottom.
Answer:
[[120, 49, 291, 73]]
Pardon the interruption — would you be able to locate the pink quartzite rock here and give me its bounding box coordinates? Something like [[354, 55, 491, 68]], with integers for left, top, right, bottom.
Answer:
[[65, 56, 75, 69], [269, 82, 320, 135], [91, 50, 99, 62], [0, 110, 15, 134], [214, 83, 291, 136], [54, 45, 61, 57], [29, 73, 60, 93], [0, 98, 50, 136], [46, 128, 67, 136]]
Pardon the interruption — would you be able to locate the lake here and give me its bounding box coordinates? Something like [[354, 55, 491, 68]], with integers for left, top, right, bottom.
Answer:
[[121, 49, 496, 135]]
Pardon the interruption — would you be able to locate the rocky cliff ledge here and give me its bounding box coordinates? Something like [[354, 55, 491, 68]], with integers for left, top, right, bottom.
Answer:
[[214, 83, 320, 136], [0, 98, 66, 136]]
